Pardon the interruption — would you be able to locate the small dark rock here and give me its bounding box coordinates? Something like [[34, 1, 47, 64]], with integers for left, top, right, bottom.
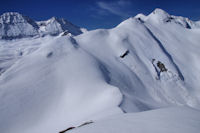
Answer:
[[0, 68, 6, 76], [19, 52, 23, 56], [59, 121, 94, 133], [152, 58, 155, 63], [120, 50, 129, 58], [157, 61, 167, 72], [185, 22, 191, 29], [59, 127, 75, 133], [62, 31, 69, 36], [78, 121, 94, 127], [165, 17, 174, 23], [137, 18, 144, 23], [46, 52, 53, 58]]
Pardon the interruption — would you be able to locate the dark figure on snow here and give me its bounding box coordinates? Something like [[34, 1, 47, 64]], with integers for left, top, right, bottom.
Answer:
[[157, 61, 167, 72]]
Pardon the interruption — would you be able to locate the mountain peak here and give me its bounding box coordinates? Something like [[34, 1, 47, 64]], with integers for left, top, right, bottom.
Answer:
[[48, 16, 60, 22], [152, 8, 168, 15], [39, 16, 82, 36], [47, 17, 69, 25], [0, 12, 39, 39], [1, 12, 22, 17], [127, 8, 199, 30], [147, 8, 170, 22], [147, 8, 199, 29], [0, 12, 28, 23], [0, 12, 83, 39], [1, 12, 21, 16]]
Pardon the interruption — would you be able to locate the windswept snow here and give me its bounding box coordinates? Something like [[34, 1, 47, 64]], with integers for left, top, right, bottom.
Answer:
[[69, 107, 200, 133], [76, 10, 200, 112], [0, 36, 122, 133], [0, 8, 200, 133]]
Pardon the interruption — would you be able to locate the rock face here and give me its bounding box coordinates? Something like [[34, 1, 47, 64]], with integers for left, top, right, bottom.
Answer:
[[37, 17, 82, 36], [0, 12, 82, 39], [157, 61, 167, 72], [0, 12, 39, 39]]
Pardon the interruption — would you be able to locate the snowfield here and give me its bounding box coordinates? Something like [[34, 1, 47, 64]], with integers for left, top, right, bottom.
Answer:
[[0, 9, 200, 133], [68, 107, 200, 133], [0, 36, 123, 133]]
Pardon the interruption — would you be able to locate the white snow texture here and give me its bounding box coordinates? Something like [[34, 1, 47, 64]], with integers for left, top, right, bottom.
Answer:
[[0, 8, 200, 133]]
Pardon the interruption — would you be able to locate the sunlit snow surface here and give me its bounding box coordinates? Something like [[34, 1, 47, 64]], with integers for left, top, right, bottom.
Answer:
[[69, 107, 200, 133], [0, 9, 200, 133]]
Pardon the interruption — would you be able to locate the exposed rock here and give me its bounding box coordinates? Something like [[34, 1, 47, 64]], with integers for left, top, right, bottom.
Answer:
[[59, 127, 75, 133], [157, 61, 167, 72], [59, 121, 94, 133], [120, 50, 129, 58], [46, 52, 53, 58], [78, 121, 94, 127]]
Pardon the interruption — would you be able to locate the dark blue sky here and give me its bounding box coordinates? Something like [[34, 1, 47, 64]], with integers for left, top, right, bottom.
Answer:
[[1, 0, 200, 30]]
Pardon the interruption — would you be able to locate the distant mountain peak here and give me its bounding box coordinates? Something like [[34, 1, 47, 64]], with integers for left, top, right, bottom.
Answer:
[[0, 12, 39, 39], [0, 12, 33, 24], [47, 16, 63, 23], [0, 12, 83, 39], [152, 8, 169, 15], [1, 12, 21, 17], [37, 16, 82, 36]]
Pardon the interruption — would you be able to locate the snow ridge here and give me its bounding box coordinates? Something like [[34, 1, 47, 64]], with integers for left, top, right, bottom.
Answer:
[[135, 8, 200, 29]]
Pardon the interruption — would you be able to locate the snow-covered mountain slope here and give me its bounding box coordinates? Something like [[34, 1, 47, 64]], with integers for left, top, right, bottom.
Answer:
[[0, 12, 82, 39], [135, 8, 200, 29], [69, 107, 200, 133], [37, 17, 82, 36], [0, 12, 39, 39], [75, 9, 200, 112], [0, 36, 123, 133], [0, 36, 57, 76], [0, 8, 200, 133]]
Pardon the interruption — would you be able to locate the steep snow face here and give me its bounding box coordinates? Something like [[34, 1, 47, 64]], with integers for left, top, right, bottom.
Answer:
[[0, 12, 83, 39], [76, 11, 200, 112], [69, 107, 200, 133], [138, 8, 200, 29], [0, 12, 39, 39], [37, 17, 82, 36]]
